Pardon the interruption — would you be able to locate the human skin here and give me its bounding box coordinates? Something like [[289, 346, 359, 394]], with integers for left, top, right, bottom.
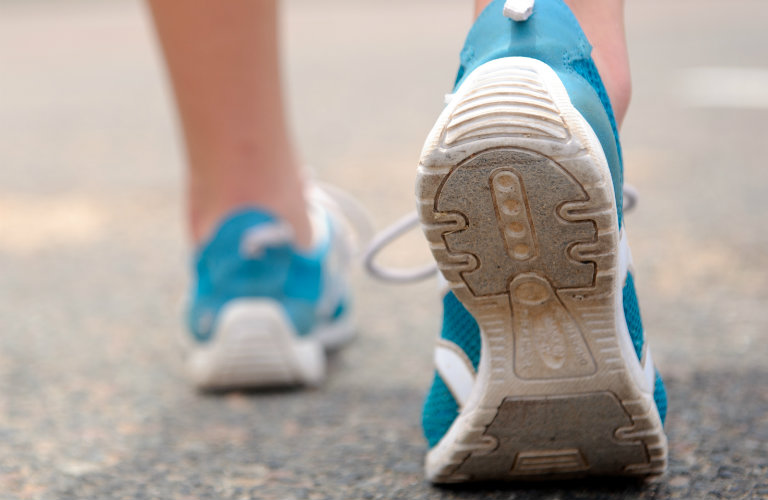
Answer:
[[148, 0, 311, 247]]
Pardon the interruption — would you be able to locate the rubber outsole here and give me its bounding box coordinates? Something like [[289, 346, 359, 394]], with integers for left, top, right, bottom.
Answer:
[[417, 58, 667, 482], [183, 299, 354, 390]]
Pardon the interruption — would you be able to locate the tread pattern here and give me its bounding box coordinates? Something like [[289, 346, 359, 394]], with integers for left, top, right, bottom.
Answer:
[[418, 58, 666, 482]]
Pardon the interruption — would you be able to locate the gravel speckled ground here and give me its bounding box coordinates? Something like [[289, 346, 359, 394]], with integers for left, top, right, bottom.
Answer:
[[0, 1, 766, 499]]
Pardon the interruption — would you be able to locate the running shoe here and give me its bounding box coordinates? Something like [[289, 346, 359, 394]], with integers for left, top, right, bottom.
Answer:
[[183, 187, 361, 389], [416, 0, 668, 482]]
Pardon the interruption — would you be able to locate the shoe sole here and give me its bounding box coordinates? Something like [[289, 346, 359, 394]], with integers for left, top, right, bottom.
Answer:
[[417, 57, 667, 482], [184, 299, 353, 390]]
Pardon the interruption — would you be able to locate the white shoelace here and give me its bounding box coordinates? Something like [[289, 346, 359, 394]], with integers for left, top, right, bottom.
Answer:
[[363, 185, 640, 284]]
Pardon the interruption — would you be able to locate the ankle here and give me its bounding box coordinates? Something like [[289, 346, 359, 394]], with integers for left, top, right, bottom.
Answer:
[[591, 50, 632, 127], [563, 0, 631, 126], [189, 179, 313, 249]]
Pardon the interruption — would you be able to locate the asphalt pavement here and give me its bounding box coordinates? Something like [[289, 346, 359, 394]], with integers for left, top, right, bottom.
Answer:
[[0, 0, 765, 498]]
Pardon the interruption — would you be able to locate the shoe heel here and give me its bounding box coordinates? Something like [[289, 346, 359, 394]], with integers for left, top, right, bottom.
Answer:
[[418, 57, 666, 482], [185, 299, 325, 389]]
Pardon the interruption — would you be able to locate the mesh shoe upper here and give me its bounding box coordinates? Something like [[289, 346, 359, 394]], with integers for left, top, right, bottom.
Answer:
[[422, 292, 480, 447], [188, 208, 348, 343]]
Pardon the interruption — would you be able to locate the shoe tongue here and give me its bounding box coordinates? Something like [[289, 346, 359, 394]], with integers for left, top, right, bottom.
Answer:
[[454, 0, 591, 91]]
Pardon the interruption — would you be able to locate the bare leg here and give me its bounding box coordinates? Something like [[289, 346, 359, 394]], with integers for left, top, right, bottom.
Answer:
[[474, 0, 631, 126], [148, 0, 311, 247]]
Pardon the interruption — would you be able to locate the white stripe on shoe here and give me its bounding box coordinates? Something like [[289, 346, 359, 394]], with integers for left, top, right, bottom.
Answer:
[[617, 228, 656, 392], [642, 345, 656, 390], [435, 340, 476, 407], [618, 228, 632, 283]]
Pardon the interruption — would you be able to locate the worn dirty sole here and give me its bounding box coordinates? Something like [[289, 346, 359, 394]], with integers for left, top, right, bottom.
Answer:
[[417, 57, 667, 483]]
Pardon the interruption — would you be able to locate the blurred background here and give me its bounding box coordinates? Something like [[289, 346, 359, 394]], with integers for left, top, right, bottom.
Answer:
[[0, 0, 765, 498]]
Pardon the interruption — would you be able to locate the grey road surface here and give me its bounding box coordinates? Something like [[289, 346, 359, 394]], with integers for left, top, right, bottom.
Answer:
[[0, 0, 766, 498]]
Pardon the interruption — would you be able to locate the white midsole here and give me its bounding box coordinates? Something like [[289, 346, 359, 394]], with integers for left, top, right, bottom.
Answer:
[[181, 298, 354, 389]]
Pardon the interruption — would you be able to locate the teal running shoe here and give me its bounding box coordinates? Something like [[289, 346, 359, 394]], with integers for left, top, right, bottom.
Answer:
[[416, 0, 668, 482], [184, 188, 361, 389]]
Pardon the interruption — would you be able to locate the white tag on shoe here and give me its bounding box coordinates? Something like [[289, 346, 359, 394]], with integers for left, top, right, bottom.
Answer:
[[240, 222, 294, 258], [503, 0, 535, 22]]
